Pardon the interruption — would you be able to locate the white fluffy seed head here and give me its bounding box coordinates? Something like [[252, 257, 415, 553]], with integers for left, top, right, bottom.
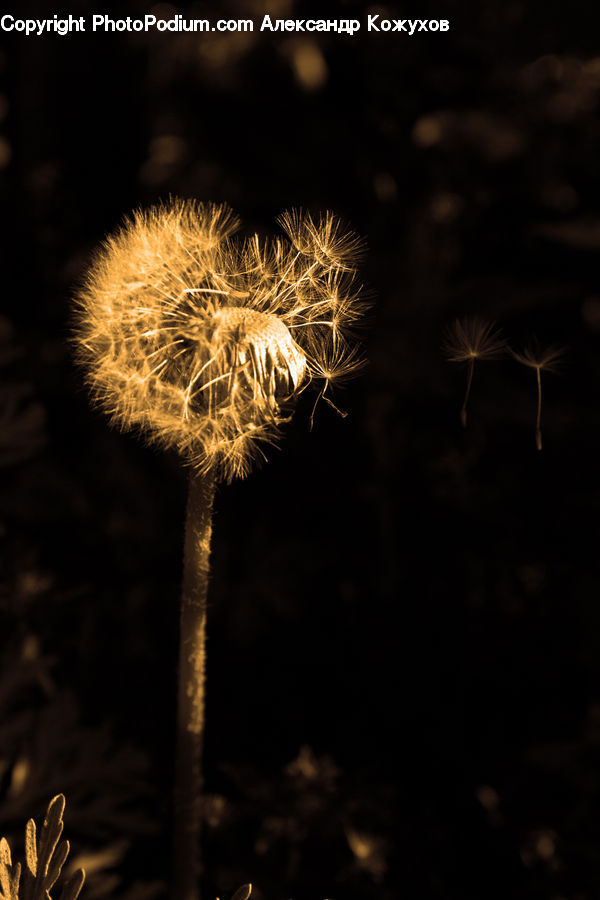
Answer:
[[73, 199, 367, 481]]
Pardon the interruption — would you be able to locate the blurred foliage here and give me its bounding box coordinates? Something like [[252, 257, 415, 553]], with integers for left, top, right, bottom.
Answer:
[[0, 638, 161, 899], [203, 745, 394, 898], [0, 318, 45, 468]]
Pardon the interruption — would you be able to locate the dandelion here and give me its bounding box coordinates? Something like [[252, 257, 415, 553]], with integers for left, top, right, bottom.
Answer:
[[511, 340, 565, 450], [73, 198, 367, 900], [443, 316, 505, 427]]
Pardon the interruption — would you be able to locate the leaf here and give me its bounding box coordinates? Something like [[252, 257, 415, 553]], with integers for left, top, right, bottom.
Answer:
[[45, 842, 69, 892], [0, 796, 84, 900], [0, 838, 21, 900], [36, 795, 65, 885], [59, 870, 85, 900], [0, 839, 12, 872], [24, 822, 36, 879]]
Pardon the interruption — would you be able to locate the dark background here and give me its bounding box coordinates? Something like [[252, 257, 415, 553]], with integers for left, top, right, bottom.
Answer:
[[2, 1, 600, 897]]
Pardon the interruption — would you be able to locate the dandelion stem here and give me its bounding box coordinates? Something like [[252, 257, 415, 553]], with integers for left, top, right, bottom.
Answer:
[[461, 357, 475, 428], [536, 366, 543, 451], [173, 469, 216, 900]]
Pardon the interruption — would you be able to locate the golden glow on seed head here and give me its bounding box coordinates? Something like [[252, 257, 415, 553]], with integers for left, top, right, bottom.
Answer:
[[73, 198, 367, 481]]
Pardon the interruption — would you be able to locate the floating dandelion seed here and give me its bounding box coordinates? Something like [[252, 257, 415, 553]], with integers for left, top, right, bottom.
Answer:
[[73, 198, 367, 900], [511, 340, 565, 450], [443, 316, 505, 427]]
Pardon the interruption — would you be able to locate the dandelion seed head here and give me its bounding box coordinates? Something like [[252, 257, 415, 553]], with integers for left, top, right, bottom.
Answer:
[[74, 198, 366, 481]]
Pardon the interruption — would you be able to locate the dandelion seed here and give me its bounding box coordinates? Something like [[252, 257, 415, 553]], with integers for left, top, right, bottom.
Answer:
[[511, 340, 565, 450], [443, 316, 505, 427], [307, 341, 366, 428]]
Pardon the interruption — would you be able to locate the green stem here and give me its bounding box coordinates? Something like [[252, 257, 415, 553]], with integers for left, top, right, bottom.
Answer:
[[173, 470, 216, 900], [460, 357, 475, 428]]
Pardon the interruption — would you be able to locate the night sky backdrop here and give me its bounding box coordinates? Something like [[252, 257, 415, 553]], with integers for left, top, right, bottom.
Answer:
[[2, 1, 600, 897]]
